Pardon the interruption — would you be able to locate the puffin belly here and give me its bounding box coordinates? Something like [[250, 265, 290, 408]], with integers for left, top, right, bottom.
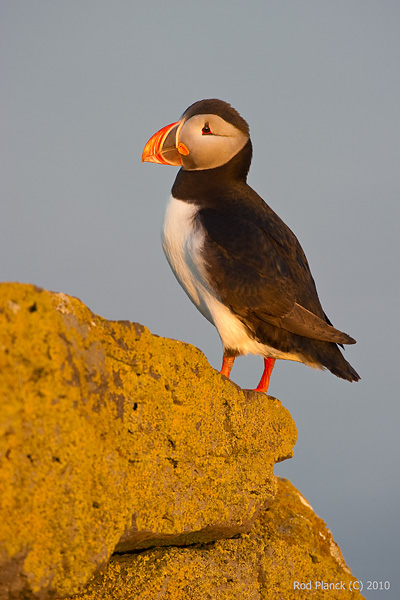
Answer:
[[202, 295, 304, 362]]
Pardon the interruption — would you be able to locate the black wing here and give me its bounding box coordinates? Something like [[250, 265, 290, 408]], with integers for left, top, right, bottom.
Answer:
[[198, 204, 355, 345]]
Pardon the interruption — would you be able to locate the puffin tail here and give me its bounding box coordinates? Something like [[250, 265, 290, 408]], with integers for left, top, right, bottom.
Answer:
[[327, 352, 360, 382]]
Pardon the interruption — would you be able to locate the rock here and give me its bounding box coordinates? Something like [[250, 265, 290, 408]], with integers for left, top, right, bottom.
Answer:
[[0, 283, 297, 599], [67, 477, 364, 600]]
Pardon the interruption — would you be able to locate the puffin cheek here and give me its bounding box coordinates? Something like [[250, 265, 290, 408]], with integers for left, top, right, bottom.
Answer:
[[180, 153, 198, 170]]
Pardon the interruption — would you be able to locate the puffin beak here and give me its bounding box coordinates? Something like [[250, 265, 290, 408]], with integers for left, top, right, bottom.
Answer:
[[142, 120, 183, 166]]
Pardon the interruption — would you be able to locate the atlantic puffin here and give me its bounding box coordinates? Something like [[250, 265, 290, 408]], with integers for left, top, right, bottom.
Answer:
[[142, 99, 359, 392]]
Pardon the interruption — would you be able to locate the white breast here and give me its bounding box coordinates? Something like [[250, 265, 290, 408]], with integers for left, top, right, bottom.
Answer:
[[162, 196, 214, 323], [162, 195, 303, 362]]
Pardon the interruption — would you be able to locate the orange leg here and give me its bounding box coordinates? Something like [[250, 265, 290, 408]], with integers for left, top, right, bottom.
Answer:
[[254, 358, 276, 393], [220, 355, 235, 378]]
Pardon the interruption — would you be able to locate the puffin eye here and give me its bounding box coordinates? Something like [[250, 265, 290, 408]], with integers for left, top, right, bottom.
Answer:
[[201, 122, 212, 135]]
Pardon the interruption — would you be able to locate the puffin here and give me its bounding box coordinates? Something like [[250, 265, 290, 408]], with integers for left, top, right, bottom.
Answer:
[[142, 99, 359, 392]]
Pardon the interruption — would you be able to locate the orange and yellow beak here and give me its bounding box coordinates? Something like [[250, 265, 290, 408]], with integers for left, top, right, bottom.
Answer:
[[142, 120, 189, 166]]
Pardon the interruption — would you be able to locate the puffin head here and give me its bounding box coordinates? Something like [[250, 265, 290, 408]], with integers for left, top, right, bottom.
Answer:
[[142, 99, 250, 171]]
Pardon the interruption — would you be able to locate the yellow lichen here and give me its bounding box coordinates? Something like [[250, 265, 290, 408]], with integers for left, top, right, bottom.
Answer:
[[0, 283, 297, 597], [68, 478, 364, 600]]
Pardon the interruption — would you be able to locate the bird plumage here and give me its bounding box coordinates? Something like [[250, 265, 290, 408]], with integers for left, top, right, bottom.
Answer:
[[143, 99, 360, 389]]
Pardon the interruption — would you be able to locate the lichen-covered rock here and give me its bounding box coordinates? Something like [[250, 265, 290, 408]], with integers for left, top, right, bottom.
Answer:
[[0, 283, 297, 599], [67, 478, 364, 600]]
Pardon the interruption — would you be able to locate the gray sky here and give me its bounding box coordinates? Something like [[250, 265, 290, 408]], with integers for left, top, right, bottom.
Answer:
[[1, 1, 399, 596]]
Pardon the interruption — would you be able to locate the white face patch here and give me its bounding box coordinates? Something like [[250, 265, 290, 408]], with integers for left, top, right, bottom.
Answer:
[[178, 114, 248, 171], [162, 196, 309, 363]]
